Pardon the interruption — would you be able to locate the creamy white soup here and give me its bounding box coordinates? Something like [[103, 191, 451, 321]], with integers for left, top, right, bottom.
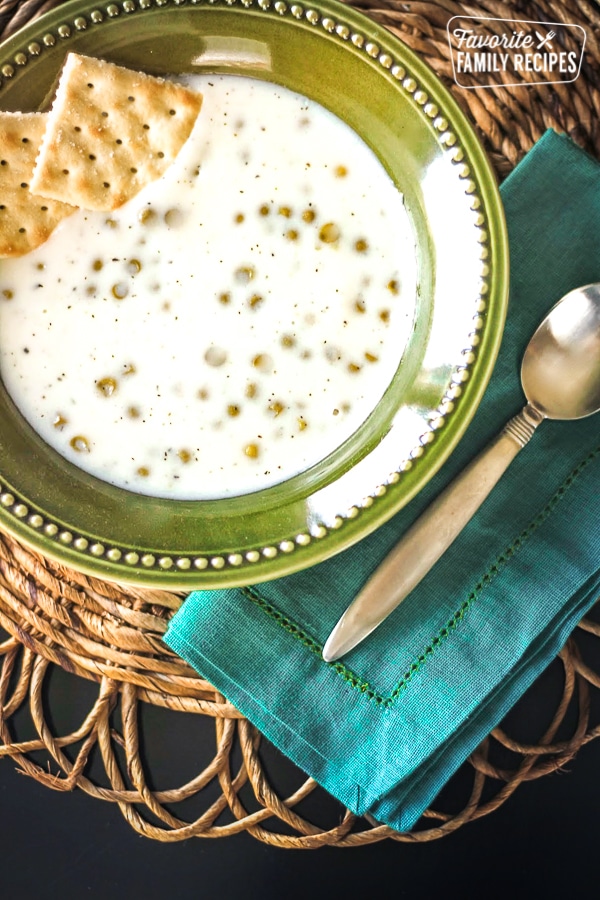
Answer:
[[0, 75, 417, 499]]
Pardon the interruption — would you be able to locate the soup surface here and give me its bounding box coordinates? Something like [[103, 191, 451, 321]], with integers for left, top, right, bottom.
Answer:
[[0, 74, 417, 499]]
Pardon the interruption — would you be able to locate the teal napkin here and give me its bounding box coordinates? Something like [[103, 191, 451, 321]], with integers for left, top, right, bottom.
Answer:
[[165, 130, 600, 832]]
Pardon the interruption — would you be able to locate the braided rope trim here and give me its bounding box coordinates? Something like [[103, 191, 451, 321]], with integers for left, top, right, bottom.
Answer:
[[1, 616, 599, 844]]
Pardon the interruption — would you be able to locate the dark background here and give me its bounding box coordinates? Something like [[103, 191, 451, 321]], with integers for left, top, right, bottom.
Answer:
[[1, 628, 599, 900]]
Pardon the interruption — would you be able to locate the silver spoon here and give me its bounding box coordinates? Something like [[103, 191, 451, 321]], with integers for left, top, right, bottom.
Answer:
[[323, 282, 600, 663]]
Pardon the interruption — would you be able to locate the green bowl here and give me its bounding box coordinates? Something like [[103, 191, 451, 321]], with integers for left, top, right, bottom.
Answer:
[[0, 0, 509, 587]]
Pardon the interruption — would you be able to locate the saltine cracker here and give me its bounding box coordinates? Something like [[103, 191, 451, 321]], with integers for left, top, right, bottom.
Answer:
[[30, 53, 203, 211], [0, 112, 74, 257]]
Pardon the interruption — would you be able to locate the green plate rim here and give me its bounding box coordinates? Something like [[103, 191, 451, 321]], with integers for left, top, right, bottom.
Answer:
[[0, 0, 509, 587]]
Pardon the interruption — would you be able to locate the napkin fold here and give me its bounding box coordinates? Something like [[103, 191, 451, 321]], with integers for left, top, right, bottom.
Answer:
[[165, 130, 600, 832]]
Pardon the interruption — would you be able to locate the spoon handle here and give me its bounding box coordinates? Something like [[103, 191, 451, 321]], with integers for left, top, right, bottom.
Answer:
[[322, 403, 545, 662]]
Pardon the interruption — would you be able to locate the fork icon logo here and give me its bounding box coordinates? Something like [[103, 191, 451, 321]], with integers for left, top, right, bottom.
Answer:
[[535, 29, 555, 49]]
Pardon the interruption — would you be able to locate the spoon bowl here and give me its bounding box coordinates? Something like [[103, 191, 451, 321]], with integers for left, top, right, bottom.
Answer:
[[521, 283, 600, 420], [323, 282, 600, 662]]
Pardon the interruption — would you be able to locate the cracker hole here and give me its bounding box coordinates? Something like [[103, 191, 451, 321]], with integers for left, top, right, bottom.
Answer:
[[143, 123, 150, 130], [101, 111, 108, 118], [103, 182, 110, 189], [18, 228, 26, 234], [130, 167, 137, 174], [62, 170, 69, 176], [115, 138, 123, 145], [89, 154, 96, 161], [21, 137, 29, 144], [20, 182, 28, 188], [127, 95, 134, 102], [40, 206, 48, 212], [74, 125, 82, 132], [0, 160, 7, 166], [169, 109, 176, 116], [157, 151, 164, 159], [0, 205, 5, 210], [87, 82, 94, 88]]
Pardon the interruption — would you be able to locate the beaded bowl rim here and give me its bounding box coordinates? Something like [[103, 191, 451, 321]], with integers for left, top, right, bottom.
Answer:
[[0, 0, 508, 587]]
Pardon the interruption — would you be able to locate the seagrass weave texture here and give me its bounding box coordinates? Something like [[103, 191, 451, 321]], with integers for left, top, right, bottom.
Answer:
[[0, 0, 599, 847]]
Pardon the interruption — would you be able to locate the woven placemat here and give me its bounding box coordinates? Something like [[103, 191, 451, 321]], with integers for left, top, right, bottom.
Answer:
[[0, 0, 599, 847]]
